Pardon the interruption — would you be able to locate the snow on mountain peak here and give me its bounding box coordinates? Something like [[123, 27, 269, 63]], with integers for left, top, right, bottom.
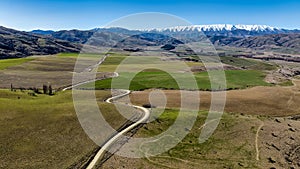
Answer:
[[146, 24, 278, 32]]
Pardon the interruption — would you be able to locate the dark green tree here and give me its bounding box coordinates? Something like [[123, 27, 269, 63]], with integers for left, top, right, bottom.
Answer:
[[49, 85, 53, 95], [43, 84, 48, 94], [33, 87, 39, 94]]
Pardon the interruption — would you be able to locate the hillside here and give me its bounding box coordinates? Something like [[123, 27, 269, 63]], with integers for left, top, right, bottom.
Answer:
[[32, 25, 300, 54], [2, 25, 300, 59], [0, 26, 81, 59], [227, 33, 300, 52]]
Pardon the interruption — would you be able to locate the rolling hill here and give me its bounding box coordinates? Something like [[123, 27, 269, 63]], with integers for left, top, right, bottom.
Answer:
[[1, 24, 300, 59], [31, 25, 300, 52], [0, 26, 81, 59]]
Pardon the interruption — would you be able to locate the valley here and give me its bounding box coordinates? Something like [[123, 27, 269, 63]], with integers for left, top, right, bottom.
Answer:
[[0, 50, 299, 168], [0, 21, 299, 169]]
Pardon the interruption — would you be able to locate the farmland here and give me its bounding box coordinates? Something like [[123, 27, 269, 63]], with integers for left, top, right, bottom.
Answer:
[[0, 54, 109, 89], [83, 70, 270, 91], [0, 52, 299, 168], [0, 57, 34, 70], [87, 54, 274, 91]]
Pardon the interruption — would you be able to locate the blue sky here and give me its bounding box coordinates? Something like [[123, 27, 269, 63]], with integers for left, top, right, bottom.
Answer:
[[0, 0, 299, 30]]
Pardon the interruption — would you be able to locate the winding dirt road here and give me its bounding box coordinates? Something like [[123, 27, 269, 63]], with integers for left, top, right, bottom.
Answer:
[[62, 55, 150, 169], [86, 89, 150, 169]]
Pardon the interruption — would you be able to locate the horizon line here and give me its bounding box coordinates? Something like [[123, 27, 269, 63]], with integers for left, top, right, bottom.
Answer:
[[2, 23, 300, 32]]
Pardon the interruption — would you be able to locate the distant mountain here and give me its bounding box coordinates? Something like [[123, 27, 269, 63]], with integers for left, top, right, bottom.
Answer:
[[147, 24, 279, 32], [30, 30, 55, 35], [51, 30, 95, 44], [30, 25, 300, 48], [33, 24, 300, 40], [113, 33, 184, 48], [0, 24, 295, 58], [146, 24, 300, 37], [225, 33, 300, 53], [0, 26, 81, 59], [41, 29, 186, 48], [30, 24, 300, 39]]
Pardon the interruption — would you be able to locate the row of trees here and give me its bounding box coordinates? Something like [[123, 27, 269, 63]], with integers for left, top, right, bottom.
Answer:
[[10, 83, 54, 95], [42, 84, 53, 95]]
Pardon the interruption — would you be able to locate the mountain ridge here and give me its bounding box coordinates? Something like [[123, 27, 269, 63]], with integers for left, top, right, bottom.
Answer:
[[145, 24, 281, 32], [31, 24, 300, 37], [144, 24, 300, 37], [0, 25, 299, 59], [0, 26, 81, 59]]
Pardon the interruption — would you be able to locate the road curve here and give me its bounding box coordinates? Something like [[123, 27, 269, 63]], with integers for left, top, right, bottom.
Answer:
[[62, 54, 110, 91], [62, 55, 150, 168], [86, 89, 150, 169], [62, 72, 118, 91]]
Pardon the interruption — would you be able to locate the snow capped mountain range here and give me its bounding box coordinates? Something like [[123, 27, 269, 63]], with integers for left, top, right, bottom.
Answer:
[[142, 24, 299, 37], [146, 24, 280, 32], [29, 24, 300, 44]]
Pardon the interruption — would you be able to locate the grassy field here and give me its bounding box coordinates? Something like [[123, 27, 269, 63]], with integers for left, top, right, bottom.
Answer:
[[83, 69, 270, 91], [0, 54, 274, 91], [103, 108, 300, 169], [98, 55, 164, 72], [0, 55, 77, 89], [0, 53, 269, 91], [102, 109, 262, 168], [224, 70, 270, 89], [101, 80, 300, 169], [56, 53, 79, 58], [91, 54, 273, 91], [1, 52, 297, 169], [220, 56, 277, 70], [0, 57, 34, 70], [57, 53, 105, 59], [138, 110, 259, 168], [0, 89, 136, 169]]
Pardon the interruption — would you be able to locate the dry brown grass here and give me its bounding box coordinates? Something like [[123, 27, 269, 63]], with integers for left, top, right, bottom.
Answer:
[[102, 80, 300, 168], [125, 80, 300, 116], [258, 117, 300, 169], [0, 55, 111, 89]]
